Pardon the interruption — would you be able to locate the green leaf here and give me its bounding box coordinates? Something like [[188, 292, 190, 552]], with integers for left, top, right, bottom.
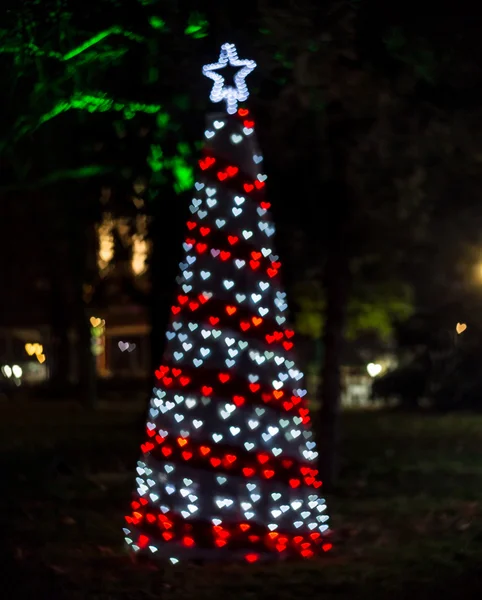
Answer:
[[149, 16, 167, 31], [185, 12, 209, 38]]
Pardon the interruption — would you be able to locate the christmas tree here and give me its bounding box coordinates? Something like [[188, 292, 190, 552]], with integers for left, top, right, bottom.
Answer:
[[124, 43, 331, 564]]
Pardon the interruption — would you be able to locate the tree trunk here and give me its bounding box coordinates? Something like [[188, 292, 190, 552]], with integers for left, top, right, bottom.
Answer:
[[44, 186, 71, 392], [48, 269, 71, 391], [317, 105, 354, 491], [69, 186, 97, 409], [76, 303, 97, 409], [318, 248, 351, 491]]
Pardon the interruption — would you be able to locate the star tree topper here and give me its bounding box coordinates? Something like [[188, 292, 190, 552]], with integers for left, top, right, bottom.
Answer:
[[202, 43, 256, 115]]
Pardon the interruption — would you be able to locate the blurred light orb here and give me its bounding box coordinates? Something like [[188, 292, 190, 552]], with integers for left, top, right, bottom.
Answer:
[[367, 363, 382, 378], [12, 365, 22, 378], [1, 365, 12, 378]]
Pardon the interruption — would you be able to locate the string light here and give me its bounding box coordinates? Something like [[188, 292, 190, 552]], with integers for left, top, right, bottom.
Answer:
[[125, 51, 331, 563]]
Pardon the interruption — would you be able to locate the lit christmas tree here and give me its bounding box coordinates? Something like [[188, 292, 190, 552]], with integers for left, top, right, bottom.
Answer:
[[124, 43, 331, 563]]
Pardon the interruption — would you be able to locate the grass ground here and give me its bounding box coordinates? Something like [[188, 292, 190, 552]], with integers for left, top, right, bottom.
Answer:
[[1, 402, 481, 599]]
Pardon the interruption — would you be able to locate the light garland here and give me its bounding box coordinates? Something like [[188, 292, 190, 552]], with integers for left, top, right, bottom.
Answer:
[[202, 43, 256, 115], [125, 54, 331, 564]]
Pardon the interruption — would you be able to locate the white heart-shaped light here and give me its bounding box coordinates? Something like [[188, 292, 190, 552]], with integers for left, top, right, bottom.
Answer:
[[367, 362, 382, 377]]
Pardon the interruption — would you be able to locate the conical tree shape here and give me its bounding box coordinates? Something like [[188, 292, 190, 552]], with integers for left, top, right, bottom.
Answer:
[[124, 45, 331, 564]]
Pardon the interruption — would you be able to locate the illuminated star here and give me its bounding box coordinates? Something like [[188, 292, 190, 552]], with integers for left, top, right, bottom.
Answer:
[[202, 43, 256, 115]]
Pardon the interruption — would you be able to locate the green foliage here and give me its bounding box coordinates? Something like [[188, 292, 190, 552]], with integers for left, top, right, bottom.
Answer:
[[156, 112, 170, 128], [293, 277, 413, 341], [185, 11, 209, 39], [176, 142, 191, 157], [347, 282, 414, 340], [293, 279, 324, 338], [149, 16, 167, 31], [0, 0, 208, 193], [62, 27, 144, 61], [170, 157, 194, 194], [147, 144, 164, 173]]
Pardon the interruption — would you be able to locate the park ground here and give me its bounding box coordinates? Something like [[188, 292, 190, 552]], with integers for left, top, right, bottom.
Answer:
[[1, 402, 482, 599]]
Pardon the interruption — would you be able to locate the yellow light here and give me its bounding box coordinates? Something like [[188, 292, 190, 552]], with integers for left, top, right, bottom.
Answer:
[[37, 354, 46, 364], [131, 214, 150, 276], [475, 262, 482, 281], [456, 322, 467, 334], [132, 197, 145, 209], [25, 343, 43, 356], [90, 316, 102, 328], [96, 215, 114, 272], [132, 235, 149, 275]]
